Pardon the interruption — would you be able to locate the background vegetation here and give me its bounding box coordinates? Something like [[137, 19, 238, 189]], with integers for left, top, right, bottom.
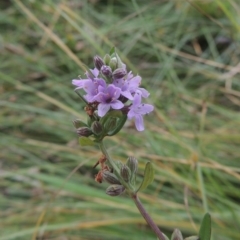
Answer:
[[1, 0, 240, 239]]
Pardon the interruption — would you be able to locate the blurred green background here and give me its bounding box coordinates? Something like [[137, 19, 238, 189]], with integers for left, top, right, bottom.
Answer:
[[1, 0, 240, 239]]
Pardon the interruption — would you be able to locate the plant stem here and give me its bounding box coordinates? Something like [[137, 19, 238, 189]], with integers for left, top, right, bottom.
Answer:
[[99, 141, 165, 240], [74, 89, 88, 105], [99, 141, 126, 187], [131, 193, 166, 240]]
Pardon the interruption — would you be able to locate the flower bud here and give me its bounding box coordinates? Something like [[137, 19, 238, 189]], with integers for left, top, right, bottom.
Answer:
[[120, 165, 131, 182], [101, 65, 112, 77], [73, 119, 87, 129], [102, 171, 121, 184], [106, 184, 125, 196], [114, 53, 126, 69], [76, 127, 92, 137], [126, 156, 138, 176], [113, 68, 127, 79], [94, 55, 104, 70], [171, 229, 183, 240], [109, 58, 117, 70], [91, 121, 103, 136], [103, 54, 111, 65]]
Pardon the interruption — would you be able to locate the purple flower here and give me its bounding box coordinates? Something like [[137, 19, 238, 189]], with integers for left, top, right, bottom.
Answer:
[[83, 78, 106, 102], [72, 68, 100, 90], [72, 68, 106, 102], [127, 92, 154, 131], [94, 84, 124, 117], [113, 78, 134, 100], [113, 74, 149, 100]]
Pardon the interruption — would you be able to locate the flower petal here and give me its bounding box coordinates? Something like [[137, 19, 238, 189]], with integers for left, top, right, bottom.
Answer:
[[121, 90, 133, 100], [136, 104, 154, 115], [132, 92, 142, 106], [137, 88, 150, 98], [128, 76, 141, 92], [91, 68, 99, 77], [98, 103, 110, 117], [72, 79, 88, 88], [108, 84, 121, 100], [111, 100, 124, 110], [135, 115, 144, 131], [127, 108, 135, 119]]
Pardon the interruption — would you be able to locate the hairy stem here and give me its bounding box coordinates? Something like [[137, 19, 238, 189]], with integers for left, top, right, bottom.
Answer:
[[131, 193, 166, 240]]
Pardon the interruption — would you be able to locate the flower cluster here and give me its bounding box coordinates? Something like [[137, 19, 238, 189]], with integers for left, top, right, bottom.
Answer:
[[72, 52, 154, 131]]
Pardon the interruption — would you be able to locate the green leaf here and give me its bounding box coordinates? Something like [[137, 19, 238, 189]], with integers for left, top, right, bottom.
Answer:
[[137, 162, 155, 192], [100, 110, 122, 126], [107, 114, 127, 136], [79, 137, 95, 146], [198, 213, 211, 240], [106, 110, 123, 118], [109, 47, 116, 56]]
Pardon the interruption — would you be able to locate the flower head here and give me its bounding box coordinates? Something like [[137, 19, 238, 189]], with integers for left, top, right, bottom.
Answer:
[[72, 52, 154, 131]]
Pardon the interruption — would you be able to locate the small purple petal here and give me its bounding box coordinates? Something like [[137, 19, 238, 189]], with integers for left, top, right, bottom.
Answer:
[[72, 79, 89, 89], [132, 92, 142, 106], [127, 109, 135, 119], [87, 68, 99, 79], [135, 115, 144, 131], [137, 88, 150, 98], [128, 76, 141, 92], [121, 90, 133, 100], [98, 103, 111, 117], [110, 100, 124, 109], [134, 104, 154, 115]]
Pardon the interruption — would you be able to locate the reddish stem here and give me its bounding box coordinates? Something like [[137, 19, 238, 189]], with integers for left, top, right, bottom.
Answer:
[[131, 193, 166, 240]]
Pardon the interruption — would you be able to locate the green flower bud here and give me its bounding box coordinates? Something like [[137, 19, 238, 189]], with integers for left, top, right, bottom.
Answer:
[[102, 171, 121, 184], [106, 184, 125, 196], [103, 54, 111, 65], [126, 156, 138, 176], [76, 127, 92, 137], [91, 121, 103, 136], [115, 53, 126, 69], [109, 58, 117, 70], [171, 229, 183, 240], [73, 119, 87, 129], [94, 55, 104, 70], [120, 165, 131, 182]]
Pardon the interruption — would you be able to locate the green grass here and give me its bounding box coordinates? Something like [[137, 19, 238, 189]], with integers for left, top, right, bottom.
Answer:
[[1, 0, 240, 239]]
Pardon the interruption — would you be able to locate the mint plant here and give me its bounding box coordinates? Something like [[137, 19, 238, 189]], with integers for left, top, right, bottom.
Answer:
[[72, 48, 211, 240]]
